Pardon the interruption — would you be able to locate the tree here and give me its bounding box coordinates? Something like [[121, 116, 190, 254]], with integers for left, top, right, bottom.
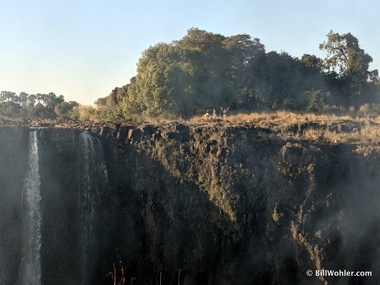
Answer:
[[0, 90, 80, 120], [128, 42, 176, 117], [0, 101, 21, 117], [305, 89, 328, 112], [94, 97, 108, 107], [121, 30, 226, 118], [27, 94, 37, 107], [19, 92, 29, 106], [30, 103, 48, 118], [113, 28, 380, 118], [120, 29, 270, 118], [223, 34, 266, 109], [0, 91, 16, 102], [54, 101, 78, 118], [175, 28, 232, 115], [300, 54, 322, 70], [319, 30, 379, 108], [254, 51, 306, 109]]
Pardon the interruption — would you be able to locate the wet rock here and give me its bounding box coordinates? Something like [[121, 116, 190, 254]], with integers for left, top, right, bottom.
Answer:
[[281, 143, 315, 168], [162, 124, 191, 142], [100, 126, 115, 139], [116, 126, 134, 142], [175, 123, 189, 133], [328, 121, 362, 133], [0, 126, 29, 141], [128, 128, 142, 143], [142, 125, 157, 138], [164, 131, 183, 141], [152, 132, 162, 141]]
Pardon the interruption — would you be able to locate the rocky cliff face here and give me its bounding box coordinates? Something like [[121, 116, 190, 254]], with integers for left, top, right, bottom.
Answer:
[[0, 127, 108, 285], [1, 123, 380, 285], [0, 127, 28, 283]]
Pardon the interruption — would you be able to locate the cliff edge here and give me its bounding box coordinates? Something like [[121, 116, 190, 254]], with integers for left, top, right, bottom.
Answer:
[[1, 118, 379, 284]]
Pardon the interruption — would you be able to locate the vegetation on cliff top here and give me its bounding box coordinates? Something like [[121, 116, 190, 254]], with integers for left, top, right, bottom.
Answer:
[[0, 91, 78, 120], [1, 28, 379, 123], [93, 28, 379, 120], [1, 29, 379, 158]]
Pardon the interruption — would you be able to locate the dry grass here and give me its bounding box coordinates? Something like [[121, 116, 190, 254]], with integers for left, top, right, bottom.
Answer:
[[188, 111, 380, 155], [221, 111, 354, 125], [190, 111, 354, 125]]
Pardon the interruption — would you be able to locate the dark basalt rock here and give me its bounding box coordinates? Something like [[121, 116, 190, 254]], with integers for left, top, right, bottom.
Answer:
[[1, 124, 380, 285], [127, 128, 143, 143]]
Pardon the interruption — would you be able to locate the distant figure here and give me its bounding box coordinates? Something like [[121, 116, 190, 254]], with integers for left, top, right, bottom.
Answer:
[[220, 107, 229, 118], [204, 109, 210, 118], [212, 107, 217, 118]]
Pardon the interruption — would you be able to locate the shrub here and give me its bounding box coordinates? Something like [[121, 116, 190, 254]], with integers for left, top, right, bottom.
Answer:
[[358, 103, 380, 118], [305, 90, 327, 112]]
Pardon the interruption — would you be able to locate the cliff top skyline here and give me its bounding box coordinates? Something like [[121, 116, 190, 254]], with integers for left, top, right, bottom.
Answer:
[[1, 0, 379, 105]]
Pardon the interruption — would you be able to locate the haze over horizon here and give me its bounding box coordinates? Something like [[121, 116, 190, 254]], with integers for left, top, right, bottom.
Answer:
[[1, 0, 379, 105]]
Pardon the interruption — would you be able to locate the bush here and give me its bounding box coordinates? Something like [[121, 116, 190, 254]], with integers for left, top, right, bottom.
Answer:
[[358, 103, 380, 117], [305, 90, 327, 112], [69, 106, 97, 121]]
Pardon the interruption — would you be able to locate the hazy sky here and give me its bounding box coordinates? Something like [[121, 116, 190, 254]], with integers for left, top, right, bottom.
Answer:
[[1, 0, 379, 105]]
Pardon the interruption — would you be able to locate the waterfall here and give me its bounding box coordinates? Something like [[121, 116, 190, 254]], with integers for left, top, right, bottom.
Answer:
[[79, 132, 107, 284], [19, 129, 42, 285]]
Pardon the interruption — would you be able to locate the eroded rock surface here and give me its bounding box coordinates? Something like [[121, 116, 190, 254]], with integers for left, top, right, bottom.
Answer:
[[1, 122, 379, 285]]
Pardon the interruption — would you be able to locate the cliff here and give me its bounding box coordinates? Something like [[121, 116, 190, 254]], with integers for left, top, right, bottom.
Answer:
[[1, 120, 380, 285]]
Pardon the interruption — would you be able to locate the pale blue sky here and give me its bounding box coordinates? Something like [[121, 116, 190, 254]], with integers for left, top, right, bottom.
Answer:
[[1, 0, 379, 105]]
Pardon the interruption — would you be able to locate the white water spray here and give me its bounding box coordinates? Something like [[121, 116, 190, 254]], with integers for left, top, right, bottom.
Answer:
[[79, 132, 107, 284], [20, 130, 42, 285], [80, 132, 97, 251]]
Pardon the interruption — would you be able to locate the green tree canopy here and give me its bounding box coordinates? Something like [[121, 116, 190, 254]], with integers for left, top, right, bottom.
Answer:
[[99, 28, 379, 119], [319, 30, 379, 107], [120, 28, 268, 118], [0, 91, 78, 119]]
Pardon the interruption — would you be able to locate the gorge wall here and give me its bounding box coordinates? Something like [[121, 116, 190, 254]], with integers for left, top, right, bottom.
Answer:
[[1, 122, 380, 285]]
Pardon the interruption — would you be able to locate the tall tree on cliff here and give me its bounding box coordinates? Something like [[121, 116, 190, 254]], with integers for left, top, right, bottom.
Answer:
[[121, 28, 268, 118], [173, 28, 234, 115], [319, 30, 379, 109], [121, 42, 177, 117], [222, 34, 266, 109]]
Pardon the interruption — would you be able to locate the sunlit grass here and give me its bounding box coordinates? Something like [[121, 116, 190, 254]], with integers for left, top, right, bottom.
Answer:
[[2, 106, 380, 155], [188, 111, 380, 155]]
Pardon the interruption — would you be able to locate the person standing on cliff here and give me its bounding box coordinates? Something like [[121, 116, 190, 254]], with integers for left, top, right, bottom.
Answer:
[[212, 107, 217, 118], [220, 107, 229, 118]]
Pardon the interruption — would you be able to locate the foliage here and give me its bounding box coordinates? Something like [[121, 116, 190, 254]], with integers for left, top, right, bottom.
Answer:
[[0, 91, 78, 120], [119, 29, 269, 118], [305, 89, 329, 112], [358, 103, 380, 117], [3, 29, 379, 122], [98, 28, 379, 120], [319, 30, 379, 108]]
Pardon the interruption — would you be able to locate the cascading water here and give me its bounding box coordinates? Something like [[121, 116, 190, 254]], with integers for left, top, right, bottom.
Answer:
[[19, 129, 42, 285], [79, 132, 108, 284]]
